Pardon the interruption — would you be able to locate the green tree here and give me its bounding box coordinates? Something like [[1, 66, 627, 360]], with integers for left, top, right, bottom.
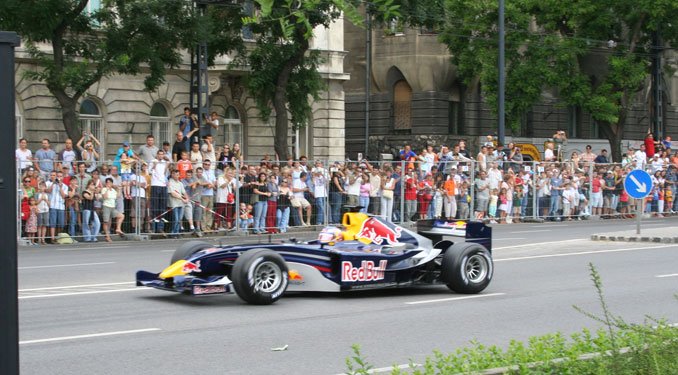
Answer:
[[242, 0, 398, 159], [0, 0, 243, 142], [400, 0, 677, 160]]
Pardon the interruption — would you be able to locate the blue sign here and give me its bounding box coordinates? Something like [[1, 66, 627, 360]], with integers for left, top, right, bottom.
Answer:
[[624, 170, 652, 199]]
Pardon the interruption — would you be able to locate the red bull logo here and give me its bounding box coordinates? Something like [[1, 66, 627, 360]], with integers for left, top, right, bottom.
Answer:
[[182, 261, 202, 274], [355, 218, 402, 245], [288, 270, 304, 281], [342, 260, 388, 282]]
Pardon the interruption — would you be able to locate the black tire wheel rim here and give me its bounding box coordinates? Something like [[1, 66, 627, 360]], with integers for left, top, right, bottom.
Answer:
[[254, 261, 283, 293], [465, 254, 489, 283]]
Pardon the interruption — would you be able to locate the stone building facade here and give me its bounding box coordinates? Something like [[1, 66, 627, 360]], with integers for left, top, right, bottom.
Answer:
[[14, 21, 348, 162], [344, 21, 678, 159]]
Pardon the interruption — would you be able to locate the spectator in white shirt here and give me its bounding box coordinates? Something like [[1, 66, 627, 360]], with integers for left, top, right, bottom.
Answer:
[[15, 138, 33, 172]]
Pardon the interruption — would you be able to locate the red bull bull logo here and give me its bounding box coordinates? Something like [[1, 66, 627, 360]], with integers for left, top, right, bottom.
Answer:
[[288, 270, 304, 281], [182, 261, 202, 274], [341, 260, 388, 282], [355, 218, 402, 245]]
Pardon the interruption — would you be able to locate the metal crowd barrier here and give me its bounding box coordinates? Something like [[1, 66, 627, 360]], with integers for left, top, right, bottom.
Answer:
[[15, 157, 677, 243]]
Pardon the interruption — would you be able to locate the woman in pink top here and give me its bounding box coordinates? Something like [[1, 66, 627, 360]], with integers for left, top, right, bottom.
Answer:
[[359, 172, 371, 213]]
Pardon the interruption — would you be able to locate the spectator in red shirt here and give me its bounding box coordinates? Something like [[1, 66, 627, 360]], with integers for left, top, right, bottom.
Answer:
[[644, 132, 656, 158], [404, 168, 418, 222]]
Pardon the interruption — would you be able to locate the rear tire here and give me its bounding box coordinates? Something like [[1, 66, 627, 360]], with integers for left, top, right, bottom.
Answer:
[[441, 243, 493, 294], [170, 241, 212, 264]]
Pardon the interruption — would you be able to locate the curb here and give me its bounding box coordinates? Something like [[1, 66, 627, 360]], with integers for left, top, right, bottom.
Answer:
[[590, 234, 678, 244]]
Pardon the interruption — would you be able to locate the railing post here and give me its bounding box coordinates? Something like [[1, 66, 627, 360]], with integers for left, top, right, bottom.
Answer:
[[469, 160, 476, 218], [532, 161, 538, 219]]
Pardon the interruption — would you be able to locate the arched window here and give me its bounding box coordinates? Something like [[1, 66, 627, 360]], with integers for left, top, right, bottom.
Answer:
[[15, 102, 23, 141], [393, 80, 412, 130], [223, 105, 242, 147], [79, 99, 105, 156], [150, 103, 171, 147]]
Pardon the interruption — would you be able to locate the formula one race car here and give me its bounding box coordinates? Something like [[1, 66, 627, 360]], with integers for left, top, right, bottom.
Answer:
[[136, 210, 493, 305]]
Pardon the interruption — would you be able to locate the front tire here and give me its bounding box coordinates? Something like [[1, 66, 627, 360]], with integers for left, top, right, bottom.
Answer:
[[170, 240, 212, 264], [441, 243, 493, 294], [231, 249, 288, 305]]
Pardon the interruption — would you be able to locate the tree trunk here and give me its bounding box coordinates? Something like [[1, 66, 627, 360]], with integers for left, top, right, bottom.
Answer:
[[599, 121, 624, 163], [51, 89, 82, 142], [272, 36, 309, 161]]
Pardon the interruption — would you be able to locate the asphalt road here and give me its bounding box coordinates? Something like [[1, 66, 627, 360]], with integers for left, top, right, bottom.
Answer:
[[18, 217, 678, 374]]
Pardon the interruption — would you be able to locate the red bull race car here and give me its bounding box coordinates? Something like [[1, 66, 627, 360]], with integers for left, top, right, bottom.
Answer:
[[136, 210, 494, 305]]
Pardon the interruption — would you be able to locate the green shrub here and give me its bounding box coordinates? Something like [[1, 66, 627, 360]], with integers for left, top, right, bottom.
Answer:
[[345, 264, 678, 374]]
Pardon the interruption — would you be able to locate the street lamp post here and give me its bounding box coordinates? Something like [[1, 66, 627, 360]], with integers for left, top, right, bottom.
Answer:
[[191, 1, 212, 140], [0, 30, 20, 375], [497, 0, 506, 146]]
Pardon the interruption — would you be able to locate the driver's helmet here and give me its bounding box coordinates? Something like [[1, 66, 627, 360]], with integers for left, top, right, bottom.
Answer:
[[318, 226, 343, 243]]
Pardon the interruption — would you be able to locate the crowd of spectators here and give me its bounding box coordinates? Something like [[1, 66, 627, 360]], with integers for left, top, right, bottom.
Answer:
[[15, 128, 677, 244]]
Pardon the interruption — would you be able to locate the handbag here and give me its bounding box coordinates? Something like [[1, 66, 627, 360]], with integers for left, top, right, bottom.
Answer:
[[382, 189, 393, 200], [290, 196, 301, 208]]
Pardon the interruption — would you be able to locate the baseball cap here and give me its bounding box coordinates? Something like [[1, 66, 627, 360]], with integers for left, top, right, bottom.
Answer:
[[122, 141, 130, 147]]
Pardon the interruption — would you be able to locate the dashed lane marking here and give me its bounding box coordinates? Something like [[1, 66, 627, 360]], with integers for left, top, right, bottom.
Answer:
[[18, 282, 140, 299], [20, 328, 161, 345], [19, 262, 115, 270], [405, 293, 505, 305], [495, 244, 677, 262], [656, 273, 678, 278]]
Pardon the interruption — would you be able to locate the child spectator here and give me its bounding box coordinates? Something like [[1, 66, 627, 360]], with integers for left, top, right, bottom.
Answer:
[[488, 188, 499, 223], [36, 182, 50, 245], [26, 197, 38, 245], [498, 188, 508, 223], [239, 203, 253, 230], [119, 152, 135, 199]]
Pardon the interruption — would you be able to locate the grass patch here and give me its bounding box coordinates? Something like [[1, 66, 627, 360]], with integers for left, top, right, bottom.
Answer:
[[346, 263, 678, 374]]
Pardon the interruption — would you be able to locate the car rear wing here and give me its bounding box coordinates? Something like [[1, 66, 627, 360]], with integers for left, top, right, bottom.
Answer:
[[416, 220, 492, 252]]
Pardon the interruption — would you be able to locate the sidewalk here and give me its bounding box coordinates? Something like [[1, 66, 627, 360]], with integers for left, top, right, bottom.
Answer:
[[591, 226, 678, 244]]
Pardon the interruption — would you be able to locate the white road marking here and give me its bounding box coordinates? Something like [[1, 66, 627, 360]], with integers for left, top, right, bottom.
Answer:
[[18, 262, 115, 270], [19, 282, 134, 292], [509, 229, 551, 234], [19, 288, 144, 299], [656, 273, 678, 278], [160, 249, 174, 253], [495, 237, 526, 240], [20, 328, 161, 345], [495, 244, 677, 262], [405, 293, 505, 305], [494, 238, 584, 250], [56, 245, 130, 251]]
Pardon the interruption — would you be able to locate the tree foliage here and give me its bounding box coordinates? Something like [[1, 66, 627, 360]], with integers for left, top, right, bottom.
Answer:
[[242, 0, 399, 159], [0, 0, 243, 143], [396, 0, 678, 160]]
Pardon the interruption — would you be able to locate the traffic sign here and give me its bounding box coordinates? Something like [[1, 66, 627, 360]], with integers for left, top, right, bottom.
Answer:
[[624, 169, 652, 199]]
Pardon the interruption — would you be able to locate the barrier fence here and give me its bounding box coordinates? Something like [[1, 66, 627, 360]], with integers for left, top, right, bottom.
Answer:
[[15, 158, 678, 243]]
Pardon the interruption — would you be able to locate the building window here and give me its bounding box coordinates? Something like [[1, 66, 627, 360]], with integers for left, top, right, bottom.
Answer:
[[591, 116, 600, 139], [293, 125, 312, 160], [15, 102, 23, 141], [393, 80, 412, 131], [150, 103, 171, 147], [567, 106, 579, 138], [223, 105, 242, 148], [79, 99, 105, 156], [242, 1, 255, 41], [448, 101, 459, 135]]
